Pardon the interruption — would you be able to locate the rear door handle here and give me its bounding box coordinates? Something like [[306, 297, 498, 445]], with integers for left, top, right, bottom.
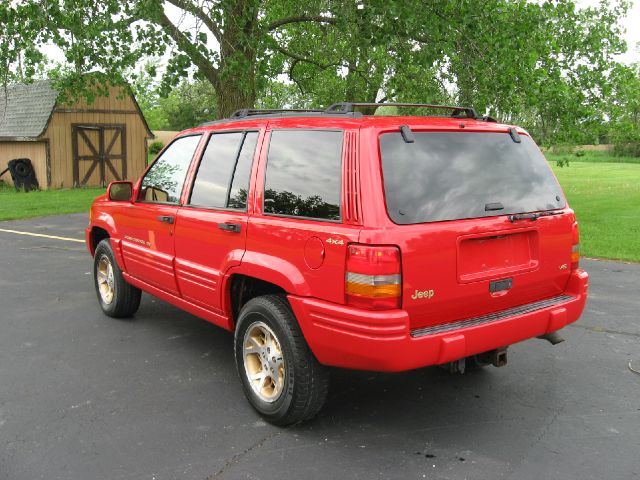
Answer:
[[218, 222, 241, 233], [157, 215, 174, 224]]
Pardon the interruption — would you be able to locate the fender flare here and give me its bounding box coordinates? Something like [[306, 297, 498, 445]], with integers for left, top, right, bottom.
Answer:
[[89, 213, 124, 268], [220, 251, 311, 323]]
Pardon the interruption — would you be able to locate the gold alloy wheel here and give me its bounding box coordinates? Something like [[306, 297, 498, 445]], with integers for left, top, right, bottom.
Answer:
[[96, 255, 115, 305], [243, 321, 286, 403]]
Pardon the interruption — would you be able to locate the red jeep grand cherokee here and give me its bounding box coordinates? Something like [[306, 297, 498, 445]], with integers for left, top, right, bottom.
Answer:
[[86, 103, 588, 425]]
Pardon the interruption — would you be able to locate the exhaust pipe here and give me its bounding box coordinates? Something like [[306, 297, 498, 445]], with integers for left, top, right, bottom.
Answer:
[[537, 331, 565, 345]]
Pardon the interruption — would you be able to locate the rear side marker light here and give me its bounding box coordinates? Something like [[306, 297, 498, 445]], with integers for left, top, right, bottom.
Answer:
[[571, 243, 580, 270], [346, 244, 402, 310]]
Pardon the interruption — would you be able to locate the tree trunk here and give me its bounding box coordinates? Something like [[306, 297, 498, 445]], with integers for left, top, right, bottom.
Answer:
[[214, 73, 256, 119], [214, 0, 259, 119]]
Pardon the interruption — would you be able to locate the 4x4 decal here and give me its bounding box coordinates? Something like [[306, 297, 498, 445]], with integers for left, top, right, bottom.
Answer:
[[326, 238, 344, 246]]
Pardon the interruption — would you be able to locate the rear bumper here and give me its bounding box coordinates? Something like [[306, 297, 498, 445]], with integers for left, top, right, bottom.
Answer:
[[289, 269, 589, 372]]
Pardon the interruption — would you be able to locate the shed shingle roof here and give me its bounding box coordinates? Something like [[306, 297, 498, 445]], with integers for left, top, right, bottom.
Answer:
[[0, 80, 58, 139]]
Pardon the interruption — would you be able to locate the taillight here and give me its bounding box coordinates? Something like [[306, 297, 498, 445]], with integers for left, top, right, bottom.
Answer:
[[571, 222, 580, 270], [346, 244, 401, 310]]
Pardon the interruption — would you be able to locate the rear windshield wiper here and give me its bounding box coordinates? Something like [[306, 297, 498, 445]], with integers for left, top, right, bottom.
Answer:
[[508, 210, 564, 222]]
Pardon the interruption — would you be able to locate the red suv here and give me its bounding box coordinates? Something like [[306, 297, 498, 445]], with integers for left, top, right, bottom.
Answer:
[[86, 103, 588, 425]]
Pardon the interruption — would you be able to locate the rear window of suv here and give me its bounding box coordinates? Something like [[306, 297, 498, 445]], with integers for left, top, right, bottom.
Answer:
[[379, 131, 565, 224]]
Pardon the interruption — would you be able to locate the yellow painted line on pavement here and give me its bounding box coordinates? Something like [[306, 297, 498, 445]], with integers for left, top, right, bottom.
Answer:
[[0, 228, 85, 244]]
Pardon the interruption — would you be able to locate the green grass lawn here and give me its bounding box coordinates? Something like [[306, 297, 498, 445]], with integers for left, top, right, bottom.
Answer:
[[546, 150, 640, 165], [0, 184, 105, 221], [551, 162, 640, 262]]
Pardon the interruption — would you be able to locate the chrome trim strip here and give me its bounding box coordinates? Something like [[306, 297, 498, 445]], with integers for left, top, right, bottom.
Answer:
[[410, 294, 575, 337]]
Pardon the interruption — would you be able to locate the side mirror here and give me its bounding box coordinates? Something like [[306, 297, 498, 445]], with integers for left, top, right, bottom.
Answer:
[[107, 181, 133, 202]]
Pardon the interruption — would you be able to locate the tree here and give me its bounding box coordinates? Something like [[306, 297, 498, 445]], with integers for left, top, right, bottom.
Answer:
[[1, 0, 341, 117], [606, 63, 640, 155], [0, 4, 42, 84], [1, 0, 632, 146], [268, 0, 630, 145], [133, 68, 218, 130]]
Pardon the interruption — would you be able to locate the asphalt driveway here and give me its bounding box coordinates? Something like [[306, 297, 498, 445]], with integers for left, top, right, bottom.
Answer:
[[0, 214, 638, 480]]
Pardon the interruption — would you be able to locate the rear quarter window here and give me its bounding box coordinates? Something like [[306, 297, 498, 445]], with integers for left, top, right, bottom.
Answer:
[[263, 130, 343, 221]]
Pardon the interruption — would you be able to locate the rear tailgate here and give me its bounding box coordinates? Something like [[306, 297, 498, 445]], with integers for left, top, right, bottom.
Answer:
[[377, 128, 574, 330], [395, 213, 574, 330]]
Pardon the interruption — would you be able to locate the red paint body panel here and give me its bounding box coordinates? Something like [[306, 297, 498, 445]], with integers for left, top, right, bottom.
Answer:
[[87, 113, 589, 372]]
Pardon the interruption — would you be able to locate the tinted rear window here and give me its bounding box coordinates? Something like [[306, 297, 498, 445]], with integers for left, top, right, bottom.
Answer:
[[380, 132, 565, 224], [264, 130, 343, 221]]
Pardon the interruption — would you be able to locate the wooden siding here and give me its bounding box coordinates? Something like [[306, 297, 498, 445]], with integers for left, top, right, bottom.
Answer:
[[0, 141, 47, 188], [42, 86, 151, 188]]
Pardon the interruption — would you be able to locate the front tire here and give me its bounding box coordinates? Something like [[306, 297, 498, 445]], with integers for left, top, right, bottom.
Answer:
[[93, 239, 141, 318], [234, 295, 329, 426]]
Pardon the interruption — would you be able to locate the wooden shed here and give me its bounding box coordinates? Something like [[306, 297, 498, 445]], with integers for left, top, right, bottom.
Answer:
[[0, 80, 153, 189]]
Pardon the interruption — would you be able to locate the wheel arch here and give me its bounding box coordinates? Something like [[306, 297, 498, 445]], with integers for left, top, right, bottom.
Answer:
[[89, 218, 125, 271], [89, 226, 110, 255], [221, 252, 312, 328], [223, 272, 293, 330]]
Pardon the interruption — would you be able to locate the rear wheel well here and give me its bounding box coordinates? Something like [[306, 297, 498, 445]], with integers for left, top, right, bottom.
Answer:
[[229, 275, 287, 328], [91, 227, 110, 253]]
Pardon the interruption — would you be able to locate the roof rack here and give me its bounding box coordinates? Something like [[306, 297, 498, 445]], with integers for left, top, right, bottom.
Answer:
[[230, 108, 325, 118], [324, 102, 478, 119], [200, 103, 496, 126]]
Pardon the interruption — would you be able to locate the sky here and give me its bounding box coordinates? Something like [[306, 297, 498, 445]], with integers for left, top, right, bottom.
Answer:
[[41, 0, 640, 70]]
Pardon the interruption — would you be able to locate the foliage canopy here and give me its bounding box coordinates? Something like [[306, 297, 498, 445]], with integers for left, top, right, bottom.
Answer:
[[1, 0, 637, 146]]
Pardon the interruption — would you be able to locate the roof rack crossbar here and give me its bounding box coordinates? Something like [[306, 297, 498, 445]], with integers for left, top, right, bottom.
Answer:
[[230, 108, 325, 118], [324, 102, 478, 119]]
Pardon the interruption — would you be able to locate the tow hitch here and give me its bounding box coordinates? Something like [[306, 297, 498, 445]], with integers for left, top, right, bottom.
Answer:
[[440, 347, 508, 374], [489, 347, 509, 367]]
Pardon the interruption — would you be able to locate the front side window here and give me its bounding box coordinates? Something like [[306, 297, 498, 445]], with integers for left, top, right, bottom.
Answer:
[[139, 135, 201, 204], [264, 130, 343, 221], [189, 131, 258, 210]]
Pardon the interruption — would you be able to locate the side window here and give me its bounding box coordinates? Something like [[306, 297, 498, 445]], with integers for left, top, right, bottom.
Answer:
[[189, 131, 259, 210], [264, 130, 343, 221], [139, 135, 201, 204], [228, 132, 259, 209]]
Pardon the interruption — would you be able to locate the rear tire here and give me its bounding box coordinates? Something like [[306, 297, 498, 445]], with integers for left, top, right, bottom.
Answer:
[[93, 239, 141, 318], [234, 295, 329, 426]]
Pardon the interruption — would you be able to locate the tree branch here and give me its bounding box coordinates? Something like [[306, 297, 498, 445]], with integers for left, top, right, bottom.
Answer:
[[288, 59, 307, 95], [156, 11, 219, 84], [275, 44, 340, 69], [267, 15, 336, 31], [165, 0, 222, 42]]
